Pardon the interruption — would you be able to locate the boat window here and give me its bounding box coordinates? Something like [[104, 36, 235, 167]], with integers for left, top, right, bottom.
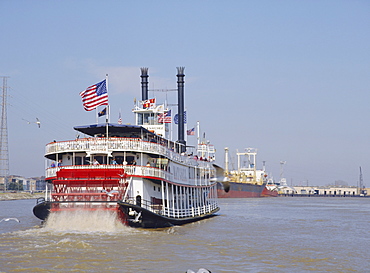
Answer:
[[75, 156, 82, 165], [126, 156, 135, 165], [138, 113, 143, 125], [93, 156, 106, 165], [141, 113, 157, 125], [114, 156, 124, 165], [155, 158, 168, 169], [189, 167, 195, 179], [146, 158, 154, 167]]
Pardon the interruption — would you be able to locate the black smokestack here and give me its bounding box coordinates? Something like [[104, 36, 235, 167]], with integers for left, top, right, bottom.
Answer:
[[177, 67, 186, 151], [140, 67, 149, 101]]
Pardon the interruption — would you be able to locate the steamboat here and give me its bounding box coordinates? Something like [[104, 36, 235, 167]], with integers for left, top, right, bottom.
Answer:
[[33, 67, 221, 228], [217, 147, 267, 198]]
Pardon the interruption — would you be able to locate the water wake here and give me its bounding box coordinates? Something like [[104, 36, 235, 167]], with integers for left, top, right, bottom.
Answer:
[[43, 210, 126, 233]]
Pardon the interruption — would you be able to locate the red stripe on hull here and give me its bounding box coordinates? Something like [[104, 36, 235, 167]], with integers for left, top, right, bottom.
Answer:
[[217, 182, 265, 198]]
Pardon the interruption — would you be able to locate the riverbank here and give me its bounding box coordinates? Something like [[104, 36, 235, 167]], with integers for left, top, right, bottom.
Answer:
[[0, 192, 44, 201], [279, 193, 369, 198]]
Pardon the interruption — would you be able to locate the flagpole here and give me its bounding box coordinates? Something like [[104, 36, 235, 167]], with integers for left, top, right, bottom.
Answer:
[[105, 74, 109, 164], [105, 74, 109, 138], [170, 109, 173, 141], [185, 110, 188, 143], [197, 121, 200, 145], [107, 104, 110, 124], [106, 74, 109, 123]]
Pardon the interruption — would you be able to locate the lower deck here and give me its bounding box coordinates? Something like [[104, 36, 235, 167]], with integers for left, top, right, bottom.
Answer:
[[39, 167, 219, 225]]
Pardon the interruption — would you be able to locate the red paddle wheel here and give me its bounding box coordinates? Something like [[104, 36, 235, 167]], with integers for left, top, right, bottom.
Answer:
[[49, 168, 129, 223]]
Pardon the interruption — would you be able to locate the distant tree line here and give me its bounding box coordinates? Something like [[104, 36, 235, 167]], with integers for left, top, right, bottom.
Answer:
[[6, 181, 24, 191]]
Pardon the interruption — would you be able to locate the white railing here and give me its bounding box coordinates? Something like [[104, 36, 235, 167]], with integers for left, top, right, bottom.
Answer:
[[45, 164, 217, 188], [45, 138, 167, 156], [123, 196, 219, 219], [162, 202, 218, 218], [45, 138, 214, 169]]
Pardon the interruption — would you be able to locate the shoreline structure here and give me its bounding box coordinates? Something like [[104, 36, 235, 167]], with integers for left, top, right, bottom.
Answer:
[[0, 192, 44, 201], [2, 191, 368, 201]]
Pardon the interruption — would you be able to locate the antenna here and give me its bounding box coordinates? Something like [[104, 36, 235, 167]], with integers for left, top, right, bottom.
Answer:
[[359, 166, 364, 195], [280, 161, 286, 180], [279, 161, 287, 186], [0, 76, 10, 183]]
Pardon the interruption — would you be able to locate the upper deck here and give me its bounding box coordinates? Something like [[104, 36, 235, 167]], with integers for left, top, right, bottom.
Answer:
[[45, 137, 208, 166], [45, 136, 216, 179]]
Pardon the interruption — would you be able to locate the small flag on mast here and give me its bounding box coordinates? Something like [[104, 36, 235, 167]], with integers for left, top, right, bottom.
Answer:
[[143, 98, 156, 108], [98, 107, 107, 117], [187, 127, 195, 135], [118, 110, 122, 124], [79, 80, 108, 111]]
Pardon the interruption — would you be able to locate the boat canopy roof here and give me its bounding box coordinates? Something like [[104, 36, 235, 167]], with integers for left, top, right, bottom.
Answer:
[[74, 123, 155, 138]]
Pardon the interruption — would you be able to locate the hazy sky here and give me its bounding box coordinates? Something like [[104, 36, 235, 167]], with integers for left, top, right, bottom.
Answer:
[[1, 0, 369, 186]]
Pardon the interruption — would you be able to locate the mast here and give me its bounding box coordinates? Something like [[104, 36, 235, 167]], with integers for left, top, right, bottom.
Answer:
[[105, 74, 109, 164], [279, 161, 287, 186], [359, 166, 363, 195], [224, 147, 229, 175], [106, 74, 110, 123]]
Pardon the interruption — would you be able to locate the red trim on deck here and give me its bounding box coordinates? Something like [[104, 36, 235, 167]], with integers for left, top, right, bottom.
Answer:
[[53, 179, 121, 187], [57, 168, 126, 179], [51, 192, 119, 196]]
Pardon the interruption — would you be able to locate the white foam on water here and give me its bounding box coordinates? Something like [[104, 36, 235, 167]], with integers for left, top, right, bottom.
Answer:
[[43, 210, 127, 233]]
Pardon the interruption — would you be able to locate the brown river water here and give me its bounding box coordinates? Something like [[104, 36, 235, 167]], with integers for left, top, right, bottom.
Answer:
[[1, 197, 369, 272]]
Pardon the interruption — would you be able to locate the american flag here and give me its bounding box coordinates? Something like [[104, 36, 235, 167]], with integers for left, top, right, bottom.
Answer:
[[187, 127, 195, 135], [79, 80, 108, 111], [158, 110, 172, 123], [118, 110, 122, 124]]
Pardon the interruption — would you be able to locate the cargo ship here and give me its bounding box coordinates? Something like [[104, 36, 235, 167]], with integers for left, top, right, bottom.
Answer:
[[33, 67, 221, 228], [217, 147, 267, 198]]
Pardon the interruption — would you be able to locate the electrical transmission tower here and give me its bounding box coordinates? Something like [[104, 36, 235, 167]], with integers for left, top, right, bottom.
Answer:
[[0, 76, 9, 181], [359, 166, 364, 195]]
